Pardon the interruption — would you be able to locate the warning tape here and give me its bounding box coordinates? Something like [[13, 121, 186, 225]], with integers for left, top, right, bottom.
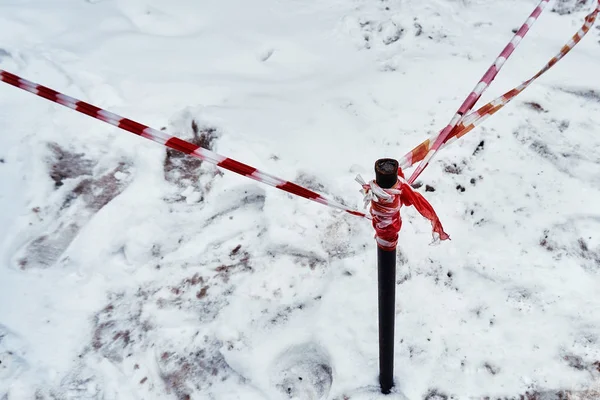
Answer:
[[0, 69, 451, 240], [400, 0, 600, 172], [0, 69, 367, 218], [406, 0, 551, 183], [0, 0, 597, 240]]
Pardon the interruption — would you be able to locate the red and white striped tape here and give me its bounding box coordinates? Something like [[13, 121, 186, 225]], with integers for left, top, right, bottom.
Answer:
[[358, 170, 450, 248], [0, 69, 452, 242], [1, 0, 597, 242], [398, 0, 600, 172], [406, 0, 551, 184], [0, 69, 367, 219], [399, 0, 600, 171]]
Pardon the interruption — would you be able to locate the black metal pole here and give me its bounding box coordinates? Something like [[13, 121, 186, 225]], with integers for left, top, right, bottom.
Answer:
[[375, 158, 399, 394]]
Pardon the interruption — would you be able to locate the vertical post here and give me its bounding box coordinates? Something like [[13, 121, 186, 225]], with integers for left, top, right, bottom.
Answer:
[[375, 158, 399, 394]]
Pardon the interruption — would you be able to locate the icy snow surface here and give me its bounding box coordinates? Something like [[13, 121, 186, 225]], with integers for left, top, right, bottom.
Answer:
[[1, 0, 600, 398]]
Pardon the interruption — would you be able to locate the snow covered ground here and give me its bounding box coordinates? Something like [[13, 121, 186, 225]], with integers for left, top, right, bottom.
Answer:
[[1, 0, 600, 398]]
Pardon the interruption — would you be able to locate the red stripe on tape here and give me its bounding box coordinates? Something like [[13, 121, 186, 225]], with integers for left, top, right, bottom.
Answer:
[[35, 85, 59, 102], [217, 158, 258, 176], [76, 101, 102, 118], [516, 25, 529, 37], [164, 137, 200, 154], [346, 210, 366, 217], [0, 70, 20, 83], [277, 182, 320, 200], [118, 118, 148, 135]]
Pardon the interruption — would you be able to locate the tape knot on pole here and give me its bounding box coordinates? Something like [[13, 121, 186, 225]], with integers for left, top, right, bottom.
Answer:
[[357, 168, 451, 247], [356, 175, 402, 251]]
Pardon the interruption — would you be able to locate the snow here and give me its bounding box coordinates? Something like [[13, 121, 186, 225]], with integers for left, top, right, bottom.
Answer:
[[1, 0, 600, 399]]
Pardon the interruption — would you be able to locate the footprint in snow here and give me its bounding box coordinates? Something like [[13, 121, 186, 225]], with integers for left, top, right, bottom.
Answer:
[[0, 351, 27, 382], [0, 327, 28, 383], [0, 49, 10, 61], [270, 342, 333, 400]]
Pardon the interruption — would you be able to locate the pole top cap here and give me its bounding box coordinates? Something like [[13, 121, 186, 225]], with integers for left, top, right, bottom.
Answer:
[[375, 158, 399, 189]]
